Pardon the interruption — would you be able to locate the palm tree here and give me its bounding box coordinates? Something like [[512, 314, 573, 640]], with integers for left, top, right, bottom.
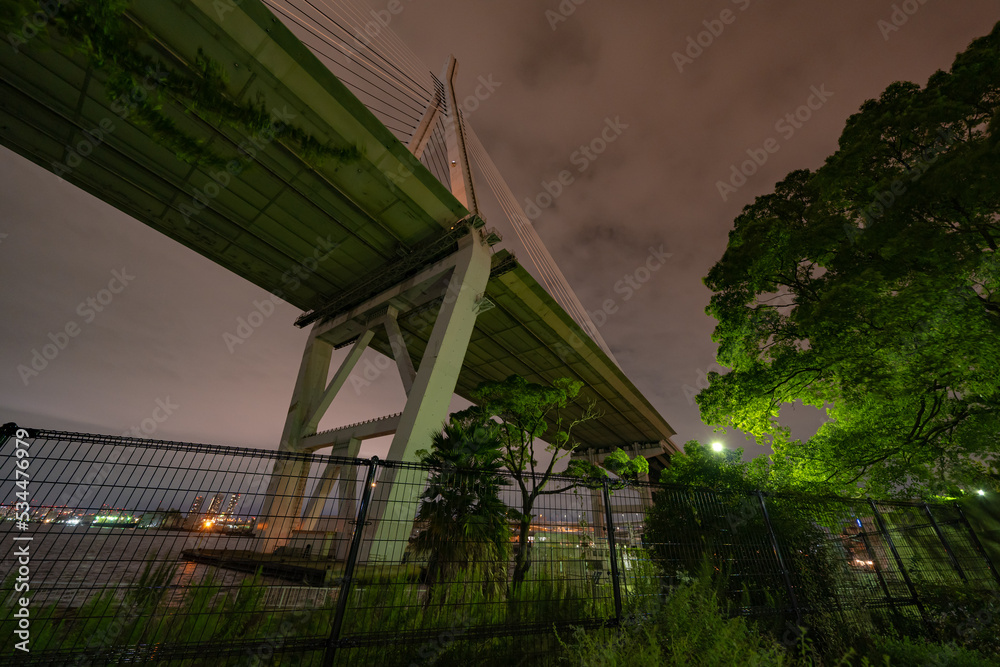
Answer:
[[411, 417, 512, 603]]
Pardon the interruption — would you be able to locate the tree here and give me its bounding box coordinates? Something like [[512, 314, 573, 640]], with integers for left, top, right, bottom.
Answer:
[[699, 22, 1000, 498], [646, 442, 851, 624], [658, 441, 774, 493], [457, 375, 648, 587], [411, 416, 511, 602], [647, 441, 772, 579]]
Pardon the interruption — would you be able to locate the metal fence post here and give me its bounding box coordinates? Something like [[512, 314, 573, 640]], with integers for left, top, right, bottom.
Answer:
[[756, 492, 801, 625], [954, 503, 1000, 587], [602, 479, 623, 625], [868, 500, 929, 625], [923, 503, 967, 582], [324, 456, 380, 667], [0, 422, 18, 447], [857, 527, 900, 618]]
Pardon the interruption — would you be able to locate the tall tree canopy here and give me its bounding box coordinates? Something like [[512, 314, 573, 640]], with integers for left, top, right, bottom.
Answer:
[[699, 23, 1000, 498], [658, 441, 775, 494], [457, 375, 647, 586]]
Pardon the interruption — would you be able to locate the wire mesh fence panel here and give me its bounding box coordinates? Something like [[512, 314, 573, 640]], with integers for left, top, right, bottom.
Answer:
[[634, 486, 1000, 645], [326, 463, 621, 657], [640, 485, 797, 624], [762, 496, 914, 639], [873, 501, 969, 590], [924, 504, 1000, 591], [0, 427, 364, 665], [4, 424, 1000, 665]]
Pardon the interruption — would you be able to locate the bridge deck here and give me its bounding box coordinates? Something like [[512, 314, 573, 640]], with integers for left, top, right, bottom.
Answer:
[[0, 0, 676, 453]]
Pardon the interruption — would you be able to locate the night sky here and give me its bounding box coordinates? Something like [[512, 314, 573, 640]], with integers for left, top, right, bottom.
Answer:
[[1, 1, 997, 460]]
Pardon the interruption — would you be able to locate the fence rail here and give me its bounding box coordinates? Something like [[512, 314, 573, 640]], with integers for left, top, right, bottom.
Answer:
[[2, 424, 998, 665]]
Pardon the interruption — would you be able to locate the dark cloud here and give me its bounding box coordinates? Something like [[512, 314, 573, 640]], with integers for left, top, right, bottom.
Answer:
[[513, 16, 603, 90]]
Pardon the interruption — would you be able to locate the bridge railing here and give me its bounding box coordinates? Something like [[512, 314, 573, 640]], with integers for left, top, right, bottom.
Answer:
[[2, 424, 998, 665]]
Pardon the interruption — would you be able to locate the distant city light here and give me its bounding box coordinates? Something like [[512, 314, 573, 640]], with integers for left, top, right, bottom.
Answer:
[[711, 442, 724, 452]]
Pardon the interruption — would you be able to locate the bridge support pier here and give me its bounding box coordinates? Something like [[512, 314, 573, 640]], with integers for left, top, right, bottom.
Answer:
[[258, 231, 492, 556], [299, 437, 362, 532], [256, 324, 336, 552]]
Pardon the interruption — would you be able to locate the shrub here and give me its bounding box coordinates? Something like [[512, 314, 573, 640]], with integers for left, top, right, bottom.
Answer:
[[864, 635, 996, 667], [558, 562, 789, 666]]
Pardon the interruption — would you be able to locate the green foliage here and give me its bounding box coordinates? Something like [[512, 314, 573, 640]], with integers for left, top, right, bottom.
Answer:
[[658, 440, 776, 492], [457, 375, 646, 587], [599, 447, 650, 480], [699, 22, 1000, 498], [463, 375, 595, 463], [558, 561, 790, 666], [413, 417, 512, 600], [556, 564, 997, 667], [645, 472, 889, 646], [4, 548, 998, 665], [2, 1, 359, 169], [645, 442, 785, 594], [124, 553, 177, 611], [916, 582, 1000, 657], [461, 375, 584, 583], [857, 636, 995, 667]]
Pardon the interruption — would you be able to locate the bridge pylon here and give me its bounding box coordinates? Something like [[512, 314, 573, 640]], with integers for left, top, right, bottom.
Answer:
[[257, 55, 494, 556]]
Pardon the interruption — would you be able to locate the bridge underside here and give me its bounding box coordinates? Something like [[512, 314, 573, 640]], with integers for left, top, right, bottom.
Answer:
[[2, 1, 680, 556], [0, 0, 677, 457], [343, 250, 676, 450]]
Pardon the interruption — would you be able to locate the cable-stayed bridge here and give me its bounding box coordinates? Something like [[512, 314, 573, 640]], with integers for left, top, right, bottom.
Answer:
[[0, 0, 677, 553]]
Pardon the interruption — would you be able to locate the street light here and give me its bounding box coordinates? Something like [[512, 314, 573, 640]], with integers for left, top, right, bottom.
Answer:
[[711, 442, 724, 453]]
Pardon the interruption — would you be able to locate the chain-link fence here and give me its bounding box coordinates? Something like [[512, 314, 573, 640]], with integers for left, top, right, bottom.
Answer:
[[2, 424, 998, 665]]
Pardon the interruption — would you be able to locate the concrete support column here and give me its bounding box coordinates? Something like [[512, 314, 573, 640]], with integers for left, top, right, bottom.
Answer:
[[365, 234, 492, 561], [337, 462, 359, 523], [300, 460, 342, 533], [590, 484, 607, 536], [304, 331, 374, 434], [334, 463, 361, 561], [386, 234, 491, 462], [258, 325, 334, 550], [299, 437, 363, 532], [383, 308, 416, 395]]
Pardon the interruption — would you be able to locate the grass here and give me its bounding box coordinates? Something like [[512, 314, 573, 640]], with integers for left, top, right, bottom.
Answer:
[[4, 547, 999, 666], [0, 552, 610, 665], [553, 562, 1000, 667]]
